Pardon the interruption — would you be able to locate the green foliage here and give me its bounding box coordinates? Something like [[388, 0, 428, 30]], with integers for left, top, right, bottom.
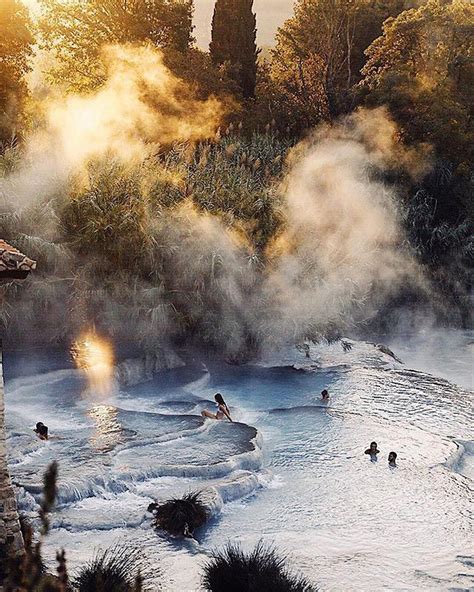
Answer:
[[361, 0, 473, 167], [163, 47, 241, 103], [0, 132, 291, 352], [38, 0, 194, 91], [210, 0, 259, 98], [359, 0, 473, 305], [182, 131, 289, 248], [0, 0, 34, 141], [0, 0, 472, 344], [63, 161, 153, 270], [270, 0, 406, 128]]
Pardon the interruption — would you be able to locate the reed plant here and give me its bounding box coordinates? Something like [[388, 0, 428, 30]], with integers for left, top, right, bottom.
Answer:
[[0, 132, 291, 353], [151, 492, 208, 538], [202, 542, 317, 592], [1, 129, 470, 352]]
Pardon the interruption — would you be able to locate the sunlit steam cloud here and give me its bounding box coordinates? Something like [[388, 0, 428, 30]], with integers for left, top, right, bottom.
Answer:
[[2, 57, 427, 356], [259, 107, 426, 347], [149, 109, 427, 353], [71, 332, 115, 397], [2, 43, 223, 204]]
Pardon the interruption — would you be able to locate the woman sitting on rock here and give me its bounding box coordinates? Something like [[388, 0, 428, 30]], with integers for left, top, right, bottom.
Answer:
[[201, 393, 233, 422]]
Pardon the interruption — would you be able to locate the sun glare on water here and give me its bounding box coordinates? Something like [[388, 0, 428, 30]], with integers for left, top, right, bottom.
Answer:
[[71, 332, 115, 398]]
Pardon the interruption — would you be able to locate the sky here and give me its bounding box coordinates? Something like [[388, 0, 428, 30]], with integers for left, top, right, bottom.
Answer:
[[20, 0, 295, 49]]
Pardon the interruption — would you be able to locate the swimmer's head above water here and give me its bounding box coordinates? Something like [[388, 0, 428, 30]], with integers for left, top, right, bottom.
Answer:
[[388, 451, 397, 466], [321, 390, 329, 400], [34, 422, 48, 440], [365, 441, 379, 455]]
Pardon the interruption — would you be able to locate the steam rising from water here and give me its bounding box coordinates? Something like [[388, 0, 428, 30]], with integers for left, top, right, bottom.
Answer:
[[1, 44, 428, 353], [261, 108, 427, 346], [156, 109, 427, 352], [2, 44, 223, 204]]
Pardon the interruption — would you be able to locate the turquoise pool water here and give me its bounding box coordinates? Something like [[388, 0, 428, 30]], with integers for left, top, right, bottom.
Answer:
[[5, 336, 473, 591]]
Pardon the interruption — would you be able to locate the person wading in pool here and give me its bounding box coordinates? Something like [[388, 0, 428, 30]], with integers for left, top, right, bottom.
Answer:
[[34, 422, 49, 440], [365, 441, 380, 457], [201, 393, 233, 422]]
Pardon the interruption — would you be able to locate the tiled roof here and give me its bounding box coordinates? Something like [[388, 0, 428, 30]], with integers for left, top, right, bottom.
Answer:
[[0, 240, 36, 276]]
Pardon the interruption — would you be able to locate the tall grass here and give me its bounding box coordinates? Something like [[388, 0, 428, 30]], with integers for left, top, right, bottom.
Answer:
[[151, 492, 208, 538], [0, 131, 292, 353], [72, 547, 145, 592], [202, 542, 317, 592], [1, 131, 470, 352]]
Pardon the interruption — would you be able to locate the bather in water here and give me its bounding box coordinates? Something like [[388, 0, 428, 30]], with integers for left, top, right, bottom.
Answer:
[[388, 451, 398, 467], [321, 389, 330, 401], [34, 422, 49, 440], [365, 441, 380, 458], [201, 393, 233, 422]]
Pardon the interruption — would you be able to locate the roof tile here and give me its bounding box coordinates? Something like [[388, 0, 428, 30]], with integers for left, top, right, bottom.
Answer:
[[0, 240, 36, 274]]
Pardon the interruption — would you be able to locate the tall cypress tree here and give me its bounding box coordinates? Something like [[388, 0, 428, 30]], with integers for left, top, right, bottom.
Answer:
[[210, 0, 259, 99]]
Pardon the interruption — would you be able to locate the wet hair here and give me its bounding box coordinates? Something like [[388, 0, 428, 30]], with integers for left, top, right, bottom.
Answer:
[[321, 390, 328, 397], [35, 422, 48, 437], [214, 393, 226, 407], [388, 451, 397, 461]]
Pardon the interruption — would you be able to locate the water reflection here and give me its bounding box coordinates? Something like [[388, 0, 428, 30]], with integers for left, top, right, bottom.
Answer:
[[88, 405, 124, 452]]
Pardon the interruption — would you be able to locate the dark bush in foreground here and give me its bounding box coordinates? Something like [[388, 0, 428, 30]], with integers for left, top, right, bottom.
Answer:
[[202, 542, 317, 592], [152, 492, 208, 538], [72, 546, 144, 592]]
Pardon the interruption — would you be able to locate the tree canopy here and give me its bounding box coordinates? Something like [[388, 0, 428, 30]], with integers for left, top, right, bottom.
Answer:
[[38, 0, 194, 91], [271, 0, 407, 126], [0, 0, 34, 141], [361, 0, 473, 168]]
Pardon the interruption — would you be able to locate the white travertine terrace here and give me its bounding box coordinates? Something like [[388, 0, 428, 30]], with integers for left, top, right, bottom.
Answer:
[[0, 347, 24, 584], [0, 239, 35, 584]]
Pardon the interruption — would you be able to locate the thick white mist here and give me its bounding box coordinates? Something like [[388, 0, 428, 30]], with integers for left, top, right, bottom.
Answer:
[[259, 108, 426, 347]]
